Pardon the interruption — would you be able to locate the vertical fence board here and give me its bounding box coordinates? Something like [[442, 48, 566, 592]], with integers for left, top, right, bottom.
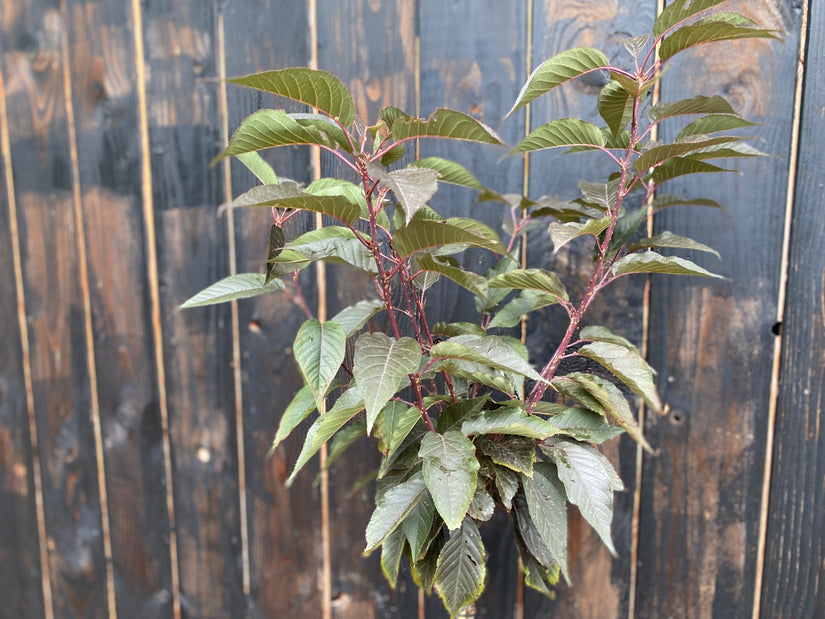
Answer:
[[139, 1, 244, 616], [762, 0, 825, 615], [637, 1, 801, 617], [220, 1, 325, 616], [416, 1, 527, 616], [64, 0, 175, 615], [0, 83, 46, 619], [0, 3, 109, 617], [315, 1, 419, 617], [525, 2, 656, 617]]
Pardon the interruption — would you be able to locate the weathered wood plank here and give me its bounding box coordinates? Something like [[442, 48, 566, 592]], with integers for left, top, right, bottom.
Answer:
[[761, 0, 825, 615], [0, 74, 47, 619], [316, 1, 420, 617], [523, 2, 657, 617], [220, 1, 326, 616], [637, 1, 802, 617], [63, 0, 175, 614], [138, 0, 244, 615], [416, 1, 527, 616]]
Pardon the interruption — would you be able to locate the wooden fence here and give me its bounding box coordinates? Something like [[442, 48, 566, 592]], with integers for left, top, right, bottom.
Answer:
[[0, 0, 822, 617]]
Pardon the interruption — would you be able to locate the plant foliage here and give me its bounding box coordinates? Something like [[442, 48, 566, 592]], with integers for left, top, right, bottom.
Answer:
[[183, 5, 773, 615]]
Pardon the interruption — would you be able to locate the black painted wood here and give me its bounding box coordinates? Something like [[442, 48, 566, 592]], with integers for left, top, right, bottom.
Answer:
[[762, 1, 825, 616]]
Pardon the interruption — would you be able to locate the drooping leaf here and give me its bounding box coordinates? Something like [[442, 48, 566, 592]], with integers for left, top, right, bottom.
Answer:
[[380, 527, 407, 587], [234, 182, 362, 224], [605, 206, 647, 259], [434, 517, 487, 616], [430, 335, 544, 383], [576, 340, 661, 412], [580, 325, 639, 352], [235, 151, 279, 185], [628, 231, 720, 258], [652, 193, 723, 210], [365, 471, 428, 553], [227, 67, 356, 127], [475, 252, 520, 314], [633, 136, 741, 174], [578, 178, 621, 211], [353, 333, 422, 434], [476, 435, 536, 476], [391, 108, 505, 146], [487, 268, 569, 301], [283, 227, 376, 275], [598, 81, 633, 137], [648, 94, 735, 122], [659, 21, 778, 62], [286, 385, 365, 486], [433, 322, 487, 338], [270, 384, 317, 453], [512, 493, 556, 570], [493, 466, 519, 510], [514, 528, 560, 598], [329, 299, 385, 337], [468, 485, 495, 522], [369, 163, 439, 225], [543, 439, 622, 555], [509, 47, 609, 115], [375, 401, 421, 458], [511, 118, 606, 154], [522, 462, 569, 581], [546, 407, 625, 443], [415, 254, 489, 298], [412, 529, 445, 593], [461, 407, 558, 440], [652, 0, 726, 38], [306, 177, 368, 218], [420, 430, 480, 531], [393, 218, 506, 257], [325, 419, 366, 470], [547, 216, 612, 252], [402, 492, 437, 560], [265, 224, 286, 284], [676, 114, 757, 141], [180, 273, 285, 308], [290, 113, 353, 151], [293, 319, 347, 412], [612, 251, 723, 279], [488, 290, 562, 329], [435, 396, 490, 433]]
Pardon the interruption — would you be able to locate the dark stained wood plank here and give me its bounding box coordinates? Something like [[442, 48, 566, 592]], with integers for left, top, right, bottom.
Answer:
[[220, 1, 326, 616], [138, 1, 244, 615], [0, 74, 48, 619], [63, 1, 176, 615], [761, 1, 825, 616], [524, 1, 657, 617], [416, 1, 527, 616], [637, 1, 802, 617], [316, 1, 420, 617], [1, 3, 110, 617]]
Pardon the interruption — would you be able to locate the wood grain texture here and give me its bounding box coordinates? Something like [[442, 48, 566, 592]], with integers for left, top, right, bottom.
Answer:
[[0, 2, 109, 617], [220, 1, 326, 616], [0, 81, 47, 619], [761, 0, 825, 615], [524, 1, 656, 617], [316, 1, 420, 617], [416, 1, 527, 616], [64, 0, 175, 615], [637, 1, 802, 617], [139, 1, 244, 616]]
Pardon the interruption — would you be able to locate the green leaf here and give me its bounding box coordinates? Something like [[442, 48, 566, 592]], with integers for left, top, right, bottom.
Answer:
[[286, 385, 365, 486], [476, 435, 536, 476], [270, 384, 316, 453], [369, 163, 439, 225], [512, 492, 556, 571], [543, 439, 622, 555], [575, 341, 661, 412], [461, 407, 558, 440], [522, 463, 569, 581], [598, 81, 633, 138], [391, 108, 504, 146], [612, 251, 723, 279], [435, 396, 490, 433], [325, 419, 366, 470], [633, 136, 740, 174], [652, 194, 723, 210], [653, 0, 726, 38], [265, 224, 286, 284], [180, 273, 285, 308], [578, 179, 621, 211], [286, 227, 377, 276], [433, 322, 487, 338], [411, 157, 487, 191], [329, 299, 385, 337], [430, 335, 544, 383], [353, 333, 421, 434], [547, 216, 612, 253], [488, 290, 562, 329], [393, 218, 506, 258], [412, 529, 445, 593], [306, 178, 368, 219], [659, 21, 778, 62], [365, 471, 428, 553], [580, 325, 639, 352], [676, 114, 757, 141], [628, 231, 720, 258], [468, 485, 495, 522], [227, 68, 356, 127], [434, 517, 487, 616], [605, 206, 647, 259], [622, 33, 650, 57], [402, 492, 437, 560], [493, 466, 519, 510], [511, 118, 606, 154], [375, 401, 421, 458], [650, 157, 732, 184], [235, 151, 279, 185], [509, 47, 609, 115], [487, 268, 568, 301], [380, 527, 407, 587], [648, 95, 735, 122], [290, 113, 353, 151], [234, 182, 362, 225], [420, 430, 480, 530], [293, 320, 347, 412], [380, 143, 407, 166], [216, 109, 337, 163], [415, 254, 489, 298], [546, 407, 625, 443], [514, 528, 560, 598]]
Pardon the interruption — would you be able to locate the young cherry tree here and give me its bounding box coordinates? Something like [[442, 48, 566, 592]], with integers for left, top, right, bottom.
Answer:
[[183, 2, 775, 615]]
